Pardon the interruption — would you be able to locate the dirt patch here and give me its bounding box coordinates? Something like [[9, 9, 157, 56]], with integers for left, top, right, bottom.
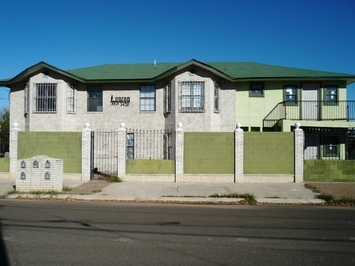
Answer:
[[306, 182, 355, 200], [69, 180, 110, 195]]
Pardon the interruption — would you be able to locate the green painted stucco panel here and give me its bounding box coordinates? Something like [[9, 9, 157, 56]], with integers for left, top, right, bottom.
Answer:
[[244, 132, 294, 174], [304, 160, 355, 182], [18, 132, 82, 173], [184, 132, 234, 174], [0, 158, 9, 172], [126, 159, 174, 174]]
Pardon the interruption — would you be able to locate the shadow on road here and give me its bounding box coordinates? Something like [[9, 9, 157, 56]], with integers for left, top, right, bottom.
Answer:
[[0, 221, 9, 266]]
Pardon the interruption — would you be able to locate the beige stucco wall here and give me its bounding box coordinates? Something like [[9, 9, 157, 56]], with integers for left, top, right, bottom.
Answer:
[[10, 68, 236, 132]]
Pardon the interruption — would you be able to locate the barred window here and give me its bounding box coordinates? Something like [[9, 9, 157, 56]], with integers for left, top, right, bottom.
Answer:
[[214, 82, 220, 113], [180, 81, 204, 112], [34, 83, 57, 112], [140, 85, 156, 111], [67, 84, 76, 113], [24, 83, 29, 114], [325, 86, 338, 103], [164, 83, 172, 114]]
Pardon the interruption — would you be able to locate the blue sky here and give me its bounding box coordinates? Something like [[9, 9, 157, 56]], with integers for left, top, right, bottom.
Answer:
[[0, 0, 354, 109]]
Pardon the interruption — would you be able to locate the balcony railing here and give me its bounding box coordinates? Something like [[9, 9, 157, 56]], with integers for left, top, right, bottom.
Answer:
[[263, 100, 355, 128]]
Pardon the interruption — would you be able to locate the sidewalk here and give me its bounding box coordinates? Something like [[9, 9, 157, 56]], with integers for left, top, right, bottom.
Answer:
[[0, 179, 323, 204]]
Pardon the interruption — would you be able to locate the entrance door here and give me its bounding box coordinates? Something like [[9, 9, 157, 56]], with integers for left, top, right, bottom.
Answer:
[[302, 84, 319, 120]]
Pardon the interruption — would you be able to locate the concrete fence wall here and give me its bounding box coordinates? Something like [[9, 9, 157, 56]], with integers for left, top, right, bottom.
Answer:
[[8, 122, 305, 183]]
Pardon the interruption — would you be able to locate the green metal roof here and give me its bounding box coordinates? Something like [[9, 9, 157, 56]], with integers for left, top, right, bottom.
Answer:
[[1, 59, 355, 86]]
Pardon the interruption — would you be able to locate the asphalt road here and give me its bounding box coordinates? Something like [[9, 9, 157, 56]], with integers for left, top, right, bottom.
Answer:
[[0, 200, 355, 266]]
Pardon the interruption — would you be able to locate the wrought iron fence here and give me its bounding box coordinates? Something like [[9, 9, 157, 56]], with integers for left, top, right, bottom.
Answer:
[[126, 128, 175, 160]]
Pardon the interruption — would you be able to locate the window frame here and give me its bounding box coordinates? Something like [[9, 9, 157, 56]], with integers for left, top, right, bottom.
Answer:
[[87, 85, 103, 112], [214, 82, 220, 113], [164, 83, 172, 114], [140, 85, 156, 111], [179, 81, 205, 113], [67, 84, 76, 114], [284, 85, 298, 105], [33, 83, 57, 113], [324, 85, 338, 105], [249, 82, 264, 97]]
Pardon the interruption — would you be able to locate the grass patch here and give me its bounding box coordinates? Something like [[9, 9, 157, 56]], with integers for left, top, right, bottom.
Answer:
[[93, 189, 102, 193], [210, 193, 257, 205], [8, 190, 60, 196], [62, 186, 72, 192], [107, 176, 124, 183], [316, 194, 355, 205]]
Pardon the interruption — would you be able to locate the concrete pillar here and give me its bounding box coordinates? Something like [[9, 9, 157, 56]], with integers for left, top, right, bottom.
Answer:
[[235, 123, 244, 183], [117, 122, 126, 176], [81, 123, 91, 181], [9, 123, 19, 178], [175, 122, 184, 182], [294, 123, 304, 183]]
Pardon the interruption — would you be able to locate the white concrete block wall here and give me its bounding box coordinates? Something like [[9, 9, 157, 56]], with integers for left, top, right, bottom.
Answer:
[[16, 155, 63, 192]]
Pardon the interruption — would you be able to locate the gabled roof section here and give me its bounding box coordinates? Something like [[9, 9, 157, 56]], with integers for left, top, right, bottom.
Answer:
[[207, 62, 355, 83], [66, 62, 179, 82], [0, 61, 84, 86], [1, 60, 355, 86]]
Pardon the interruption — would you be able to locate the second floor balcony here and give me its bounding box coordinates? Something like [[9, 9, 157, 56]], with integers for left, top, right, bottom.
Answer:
[[263, 100, 355, 128]]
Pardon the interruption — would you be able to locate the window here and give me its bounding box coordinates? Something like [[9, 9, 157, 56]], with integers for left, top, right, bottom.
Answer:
[[67, 84, 76, 113], [249, 83, 264, 97], [180, 81, 204, 112], [325, 86, 338, 103], [214, 82, 220, 113], [126, 133, 134, 159], [24, 83, 29, 114], [140, 85, 156, 111], [164, 83, 171, 114], [322, 135, 339, 158], [87, 86, 103, 112], [34, 83, 57, 112], [284, 86, 297, 103]]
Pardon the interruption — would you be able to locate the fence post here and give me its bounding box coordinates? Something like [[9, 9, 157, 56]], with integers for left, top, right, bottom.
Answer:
[[117, 122, 126, 176], [9, 123, 19, 178], [294, 123, 304, 183], [81, 123, 91, 181], [175, 122, 184, 182], [235, 123, 244, 183]]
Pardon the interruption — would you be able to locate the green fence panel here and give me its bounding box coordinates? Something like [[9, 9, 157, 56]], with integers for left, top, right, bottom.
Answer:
[[244, 132, 294, 174], [184, 132, 234, 174], [0, 158, 9, 172], [304, 160, 355, 182], [18, 132, 82, 173], [126, 159, 174, 174]]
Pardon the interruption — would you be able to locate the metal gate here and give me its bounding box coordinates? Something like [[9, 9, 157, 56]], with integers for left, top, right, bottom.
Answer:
[[91, 129, 119, 179]]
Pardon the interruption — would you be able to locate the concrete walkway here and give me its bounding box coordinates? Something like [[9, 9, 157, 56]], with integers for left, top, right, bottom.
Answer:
[[0, 178, 322, 204]]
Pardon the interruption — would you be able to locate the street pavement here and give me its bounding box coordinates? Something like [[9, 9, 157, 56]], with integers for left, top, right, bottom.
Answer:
[[0, 178, 323, 204]]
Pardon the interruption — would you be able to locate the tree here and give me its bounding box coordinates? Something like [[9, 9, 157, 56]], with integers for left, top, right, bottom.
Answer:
[[0, 107, 9, 155]]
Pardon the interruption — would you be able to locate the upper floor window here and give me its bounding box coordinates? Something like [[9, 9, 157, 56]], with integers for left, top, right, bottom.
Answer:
[[34, 83, 57, 113], [284, 85, 298, 103], [214, 82, 220, 113], [67, 84, 76, 113], [249, 82, 264, 97], [179, 81, 205, 113], [87, 85, 103, 112], [164, 83, 172, 114], [325, 86, 338, 103], [140, 85, 156, 111]]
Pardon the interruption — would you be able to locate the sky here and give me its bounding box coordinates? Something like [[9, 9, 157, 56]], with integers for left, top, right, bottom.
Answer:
[[0, 0, 354, 109]]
